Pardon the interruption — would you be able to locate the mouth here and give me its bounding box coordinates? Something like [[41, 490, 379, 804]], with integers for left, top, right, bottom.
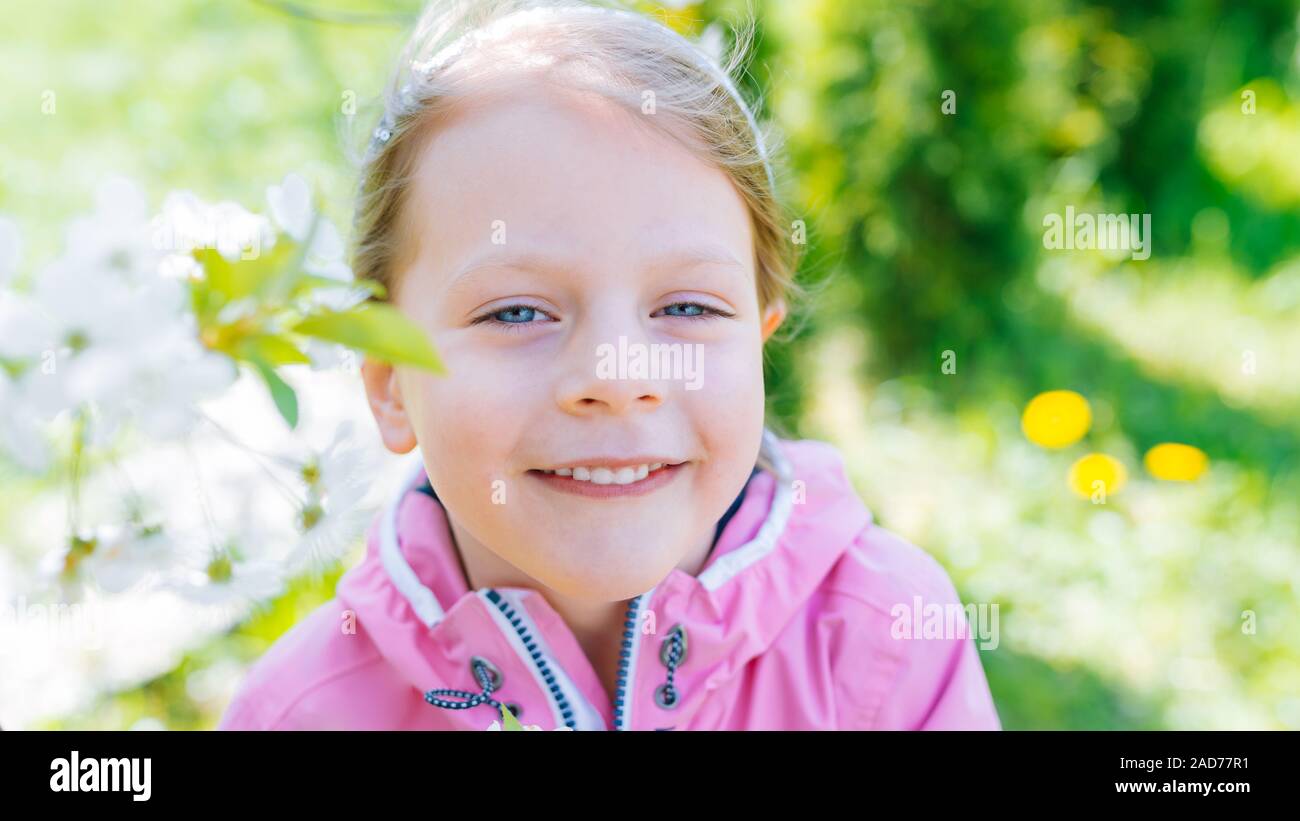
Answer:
[[526, 460, 688, 498]]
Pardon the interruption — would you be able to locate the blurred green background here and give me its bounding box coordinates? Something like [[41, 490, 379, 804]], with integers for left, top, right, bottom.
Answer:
[[2, 0, 1298, 729]]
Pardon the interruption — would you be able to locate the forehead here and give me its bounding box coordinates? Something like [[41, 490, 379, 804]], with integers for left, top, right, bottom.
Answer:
[[397, 79, 755, 292]]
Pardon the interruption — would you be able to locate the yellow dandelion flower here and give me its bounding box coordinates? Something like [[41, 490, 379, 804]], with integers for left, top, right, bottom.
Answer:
[[1022, 390, 1092, 449], [1068, 453, 1127, 500], [1144, 443, 1208, 481]]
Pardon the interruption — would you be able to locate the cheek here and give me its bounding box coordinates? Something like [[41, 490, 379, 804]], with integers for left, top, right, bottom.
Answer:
[[410, 375, 521, 546], [405, 369, 516, 483], [681, 333, 767, 484], [690, 332, 767, 424]]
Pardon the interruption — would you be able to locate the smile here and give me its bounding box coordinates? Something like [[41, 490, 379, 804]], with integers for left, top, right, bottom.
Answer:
[[539, 462, 680, 484], [527, 461, 687, 497]]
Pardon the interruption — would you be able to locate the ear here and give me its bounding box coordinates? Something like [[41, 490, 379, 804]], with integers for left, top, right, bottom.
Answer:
[[361, 356, 418, 454], [760, 298, 787, 342]]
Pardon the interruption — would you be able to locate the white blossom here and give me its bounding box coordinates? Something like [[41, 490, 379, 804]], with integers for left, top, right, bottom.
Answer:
[[0, 372, 52, 472], [25, 270, 236, 443], [68, 321, 237, 442], [63, 177, 161, 285], [266, 173, 361, 303], [284, 420, 374, 573], [83, 524, 171, 595], [155, 190, 275, 263], [167, 548, 285, 611], [265, 172, 314, 243]]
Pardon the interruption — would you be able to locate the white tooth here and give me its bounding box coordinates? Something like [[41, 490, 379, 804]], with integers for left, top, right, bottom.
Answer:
[[590, 467, 614, 485], [635, 464, 649, 480], [572, 466, 591, 481], [613, 467, 637, 485], [649, 462, 663, 472], [555, 468, 572, 476]]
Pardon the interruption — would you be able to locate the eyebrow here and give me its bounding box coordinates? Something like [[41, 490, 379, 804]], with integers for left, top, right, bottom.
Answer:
[[445, 244, 750, 292]]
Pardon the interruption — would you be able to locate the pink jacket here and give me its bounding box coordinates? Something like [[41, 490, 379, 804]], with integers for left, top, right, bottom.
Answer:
[[218, 433, 1001, 730]]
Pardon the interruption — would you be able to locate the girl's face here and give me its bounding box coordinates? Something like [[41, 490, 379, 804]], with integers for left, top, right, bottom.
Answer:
[[364, 81, 784, 601]]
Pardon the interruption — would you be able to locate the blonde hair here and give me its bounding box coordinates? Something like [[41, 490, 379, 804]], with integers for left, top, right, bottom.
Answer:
[[351, 0, 801, 313]]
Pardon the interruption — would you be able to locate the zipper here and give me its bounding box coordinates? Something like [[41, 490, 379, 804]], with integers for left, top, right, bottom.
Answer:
[[611, 593, 646, 731], [484, 587, 652, 731]]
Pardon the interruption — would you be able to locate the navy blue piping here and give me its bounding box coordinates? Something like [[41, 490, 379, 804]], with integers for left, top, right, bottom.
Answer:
[[611, 595, 642, 731]]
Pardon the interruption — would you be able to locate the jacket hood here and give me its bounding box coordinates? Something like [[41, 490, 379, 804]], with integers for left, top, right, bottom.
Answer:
[[334, 430, 874, 729]]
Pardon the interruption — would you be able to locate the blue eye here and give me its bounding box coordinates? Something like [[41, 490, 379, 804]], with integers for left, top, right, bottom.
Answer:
[[473, 304, 553, 328], [493, 305, 537, 323], [657, 302, 733, 320], [662, 303, 706, 317]]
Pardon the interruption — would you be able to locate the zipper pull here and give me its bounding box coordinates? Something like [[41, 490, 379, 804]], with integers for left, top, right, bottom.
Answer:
[[654, 623, 687, 709], [424, 655, 506, 714]]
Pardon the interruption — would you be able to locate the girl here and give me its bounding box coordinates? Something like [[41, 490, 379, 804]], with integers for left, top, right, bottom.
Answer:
[[219, 0, 1001, 731]]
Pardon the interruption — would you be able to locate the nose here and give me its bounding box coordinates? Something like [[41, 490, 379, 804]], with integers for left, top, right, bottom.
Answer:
[[554, 328, 667, 416]]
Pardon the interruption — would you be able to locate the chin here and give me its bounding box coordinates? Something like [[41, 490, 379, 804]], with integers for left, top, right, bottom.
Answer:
[[536, 551, 681, 601]]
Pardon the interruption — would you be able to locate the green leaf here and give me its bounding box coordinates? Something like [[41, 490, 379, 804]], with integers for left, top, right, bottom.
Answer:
[[248, 355, 299, 429], [501, 703, 524, 731], [194, 241, 299, 305], [235, 334, 312, 367], [291, 304, 444, 373]]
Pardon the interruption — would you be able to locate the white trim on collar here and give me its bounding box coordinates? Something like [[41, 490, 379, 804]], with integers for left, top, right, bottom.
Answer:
[[697, 429, 794, 591], [379, 452, 446, 629]]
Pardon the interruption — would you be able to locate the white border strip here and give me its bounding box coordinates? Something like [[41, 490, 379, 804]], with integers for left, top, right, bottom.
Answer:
[[477, 589, 563, 728], [617, 586, 656, 731], [379, 453, 446, 629], [696, 429, 794, 592], [478, 589, 586, 729]]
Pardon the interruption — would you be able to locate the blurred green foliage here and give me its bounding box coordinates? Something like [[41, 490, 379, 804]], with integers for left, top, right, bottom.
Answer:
[[5, 0, 1298, 729]]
